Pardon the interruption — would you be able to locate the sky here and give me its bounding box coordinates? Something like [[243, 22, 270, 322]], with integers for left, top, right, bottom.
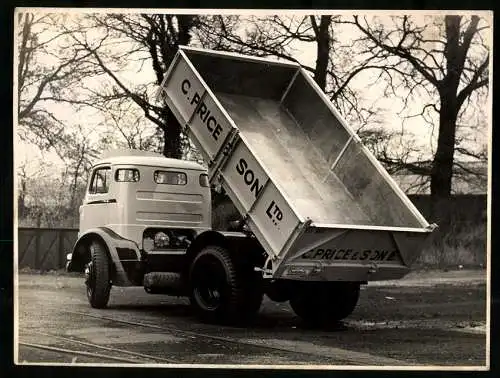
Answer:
[[13, 8, 493, 180]]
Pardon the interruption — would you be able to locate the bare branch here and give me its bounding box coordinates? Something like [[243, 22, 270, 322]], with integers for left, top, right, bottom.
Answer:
[[352, 15, 441, 88], [457, 54, 489, 107]]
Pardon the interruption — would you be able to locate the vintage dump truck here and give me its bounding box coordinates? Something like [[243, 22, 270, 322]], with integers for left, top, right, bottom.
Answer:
[[67, 46, 435, 326]]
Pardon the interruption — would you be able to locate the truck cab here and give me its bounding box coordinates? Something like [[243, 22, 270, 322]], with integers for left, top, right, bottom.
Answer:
[[67, 149, 265, 323], [79, 151, 211, 248]]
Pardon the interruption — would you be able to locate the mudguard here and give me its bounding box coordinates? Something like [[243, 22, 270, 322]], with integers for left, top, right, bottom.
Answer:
[[67, 227, 143, 286], [184, 229, 266, 271]]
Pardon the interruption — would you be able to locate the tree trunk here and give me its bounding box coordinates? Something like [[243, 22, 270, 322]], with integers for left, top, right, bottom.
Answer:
[[313, 16, 331, 92], [177, 15, 196, 45], [70, 159, 82, 211], [429, 15, 463, 218], [430, 101, 457, 198], [430, 93, 458, 221], [18, 179, 27, 218], [162, 110, 183, 159]]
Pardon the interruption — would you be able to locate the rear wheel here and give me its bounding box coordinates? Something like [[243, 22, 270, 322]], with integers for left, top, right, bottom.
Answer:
[[188, 245, 263, 324], [265, 280, 292, 302], [290, 282, 360, 327], [85, 240, 111, 308]]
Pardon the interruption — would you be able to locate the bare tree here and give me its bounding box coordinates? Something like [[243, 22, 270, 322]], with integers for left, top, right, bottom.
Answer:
[[93, 96, 163, 153], [66, 13, 200, 159], [16, 161, 43, 219], [346, 15, 490, 199], [16, 12, 96, 155], [17, 127, 100, 227], [58, 125, 101, 211]]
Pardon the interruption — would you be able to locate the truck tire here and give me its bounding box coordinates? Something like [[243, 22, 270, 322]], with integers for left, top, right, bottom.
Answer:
[[290, 282, 360, 327], [85, 240, 111, 308], [265, 280, 291, 302], [188, 245, 263, 324]]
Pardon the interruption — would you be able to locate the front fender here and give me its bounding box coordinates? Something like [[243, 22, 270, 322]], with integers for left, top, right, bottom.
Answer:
[[67, 227, 143, 286]]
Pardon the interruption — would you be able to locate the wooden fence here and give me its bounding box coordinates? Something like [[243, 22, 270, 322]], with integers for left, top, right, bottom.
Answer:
[[18, 228, 78, 271]]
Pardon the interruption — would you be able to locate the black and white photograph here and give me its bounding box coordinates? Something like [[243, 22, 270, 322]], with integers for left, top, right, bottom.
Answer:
[[13, 8, 492, 370]]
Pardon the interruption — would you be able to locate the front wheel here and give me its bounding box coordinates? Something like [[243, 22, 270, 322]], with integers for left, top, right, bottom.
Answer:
[[85, 240, 111, 308], [188, 246, 263, 324], [290, 282, 360, 327]]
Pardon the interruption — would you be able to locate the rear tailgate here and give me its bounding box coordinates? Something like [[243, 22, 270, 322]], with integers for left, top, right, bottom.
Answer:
[[276, 226, 432, 281]]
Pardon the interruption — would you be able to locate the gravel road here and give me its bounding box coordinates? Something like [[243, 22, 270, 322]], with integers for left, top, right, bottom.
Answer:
[[15, 269, 489, 369]]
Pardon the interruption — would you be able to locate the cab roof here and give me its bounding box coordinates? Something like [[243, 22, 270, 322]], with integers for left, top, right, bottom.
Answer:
[[93, 150, 207, 171]]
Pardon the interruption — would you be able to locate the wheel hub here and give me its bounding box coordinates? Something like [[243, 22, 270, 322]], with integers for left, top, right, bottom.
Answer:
[[195, 282, 222, 310], [193, 257, 226, 311], [206, 288, 220, 301]]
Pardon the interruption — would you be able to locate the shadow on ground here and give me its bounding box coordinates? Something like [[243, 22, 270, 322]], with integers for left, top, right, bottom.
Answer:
[[105, 300, 351, 332]]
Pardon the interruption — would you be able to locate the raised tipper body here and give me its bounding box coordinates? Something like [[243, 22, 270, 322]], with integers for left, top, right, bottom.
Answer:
[[157, 46, 435, 283]]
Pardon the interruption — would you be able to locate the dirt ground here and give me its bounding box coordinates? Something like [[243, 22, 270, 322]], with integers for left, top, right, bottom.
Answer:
[[15, 269, 489, 368]]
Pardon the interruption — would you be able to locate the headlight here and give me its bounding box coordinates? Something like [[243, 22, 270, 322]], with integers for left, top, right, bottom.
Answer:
[[154, 232, 170, 249]]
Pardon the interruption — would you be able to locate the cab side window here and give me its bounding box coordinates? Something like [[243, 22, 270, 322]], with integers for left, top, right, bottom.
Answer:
[[199, 173, 209, 187], [89, 167, 111, 194], [115, 168, 140, 182]]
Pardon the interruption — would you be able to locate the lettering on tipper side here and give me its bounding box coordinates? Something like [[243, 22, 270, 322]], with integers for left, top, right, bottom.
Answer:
[[301, 248, 399, 262], [266, 200, 283, 227], [234, 155, 284, 229], [236, 158, 264, 199], [180, 78, 223, 141]]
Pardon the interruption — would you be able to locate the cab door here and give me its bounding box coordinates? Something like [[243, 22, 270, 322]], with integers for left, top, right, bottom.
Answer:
[[79, 165, 113, 233]]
